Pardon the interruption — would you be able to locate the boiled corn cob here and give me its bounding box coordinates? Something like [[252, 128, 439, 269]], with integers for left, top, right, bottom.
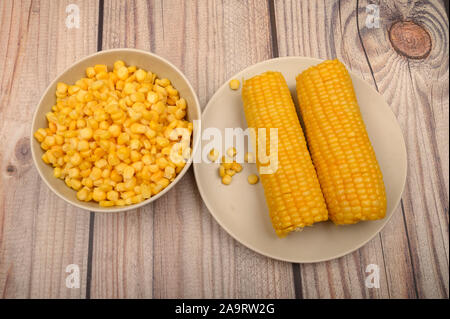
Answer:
[[242, 71, 328, 237], [296, 59, 386, 225]]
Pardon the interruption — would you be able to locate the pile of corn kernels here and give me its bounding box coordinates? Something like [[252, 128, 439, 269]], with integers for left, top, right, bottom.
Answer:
[[208, 147, 259, 185], [34, 61, 192, 207]]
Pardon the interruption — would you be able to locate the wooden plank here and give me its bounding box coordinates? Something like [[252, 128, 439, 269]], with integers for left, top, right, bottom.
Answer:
[[89, 0, 155, 299], [91, 0, 295, 298], [274, 0, 448, 298], [0, 0, 98, 298], [354, 0, 449, 298]]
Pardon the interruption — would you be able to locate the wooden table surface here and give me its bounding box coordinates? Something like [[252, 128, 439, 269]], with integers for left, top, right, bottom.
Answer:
[[0, 0, 448, 299]]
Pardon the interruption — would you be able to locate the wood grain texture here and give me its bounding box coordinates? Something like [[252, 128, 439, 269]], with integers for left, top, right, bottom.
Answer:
[[0, 0, 447, 299], [0, 0, 98, 298], [274, 0, 448, 298], [90, 0, 295, 298]]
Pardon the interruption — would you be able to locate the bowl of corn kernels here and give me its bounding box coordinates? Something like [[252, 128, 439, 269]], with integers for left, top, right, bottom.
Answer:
[[31, 48, 201, 212]]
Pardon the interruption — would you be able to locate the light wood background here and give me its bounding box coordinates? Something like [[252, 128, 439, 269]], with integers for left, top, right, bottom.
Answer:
[[0, 0, 448, 299]]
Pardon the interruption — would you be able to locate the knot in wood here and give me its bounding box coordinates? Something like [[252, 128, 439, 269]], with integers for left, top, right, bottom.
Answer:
[[15, 137, 31, 164], [389, 21, 431, 60], [6, 164, 17, 176]]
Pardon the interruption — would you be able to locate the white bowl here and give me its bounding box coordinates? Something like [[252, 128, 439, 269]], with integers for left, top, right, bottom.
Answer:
[[31, 49, 201, 212]]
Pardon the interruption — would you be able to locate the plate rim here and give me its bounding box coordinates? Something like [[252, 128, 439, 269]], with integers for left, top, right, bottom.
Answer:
[[193, 56, 407, 263]]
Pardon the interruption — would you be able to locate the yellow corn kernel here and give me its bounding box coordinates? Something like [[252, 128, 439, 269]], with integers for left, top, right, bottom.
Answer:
[[53, 167, 62, 178], [131, 161, 143, 172], [86, 67, 96, 78], [117, 147, 130, 161], [135, 69, 147, 82], [117, 66, 129, 80], [115, 199, 126, 206], [106, 190, 119, 201], [70, 152, 82, 166], [156, 136, 169, 148], [226, 147, 236, 158], [247, 174, 259, 185], [92, 188, 106, 202], [222, 175, 232, 185], [150, 170, 163, 182], [95, 158, 108, 169], [42, 153, 50, 164], [148, 164, 159, 173], [223, 162, 232, 170], [106, 153, 119, 167], [147, 91, 159, 104], [57, 82, 68, 94], [226, 169, 236, 177], [130, 150, 141, 161], [156, 157, 169, 169], [166, 86, 178, 96], [130, 123, 147, 134], [93, 179, 104, 189], [68, 167, 80, 179], [99, 200, 115, 207], [77, 140, 90, 152], [80, 169, 91, 178], [157, 178, 170, 189], [43, 135, 56, 148], [229, 79, 240, 90], [129, 139, 141, 150], [207, 148, 219, 162], [94, 64, 108, 74], [114, 60, 125, 70], [129, 194, 142, 204], [219, 165, 226, 177], [123, 166, 135, 180], [77, 187, 90, 201], [68, 85, 80, 95], [79, 127, 93, 140], [91, 80, 104, 91], [157, 78, 170, 87], [120, 191, 134, 200], [94, 148, 106, 159], [124, 177, 137, 191], [142, 154, 153, 165], [117, 132, 130, 145], [110, 170, 123, 183], [90, 167, 102, 180], [84, 177, 94, 188], [176, 98, 187, 110], [174, 109, 185, 120], [71, 179, 82, 191], [114, 182, 125, 192], [141, 184, 152, 199], [144, 128, 156, 140], [164, 166, 175, 179], [34, 128, 48, 142], [231, 162, 242, 173]]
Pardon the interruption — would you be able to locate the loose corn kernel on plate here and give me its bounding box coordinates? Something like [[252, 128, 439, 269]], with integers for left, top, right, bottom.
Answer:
[[31, 49, 201, 212], [193, 57, 407, 263]]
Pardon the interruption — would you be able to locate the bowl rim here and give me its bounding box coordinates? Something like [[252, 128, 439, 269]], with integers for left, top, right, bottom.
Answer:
[[30, 48, 202, 213]]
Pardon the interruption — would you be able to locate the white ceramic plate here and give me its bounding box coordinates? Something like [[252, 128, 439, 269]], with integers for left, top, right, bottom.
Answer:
[[193, 57, 407, 263]]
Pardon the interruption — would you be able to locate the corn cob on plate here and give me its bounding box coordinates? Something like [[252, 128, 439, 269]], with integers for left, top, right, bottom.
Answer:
[[193, 57, 406, 263]]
